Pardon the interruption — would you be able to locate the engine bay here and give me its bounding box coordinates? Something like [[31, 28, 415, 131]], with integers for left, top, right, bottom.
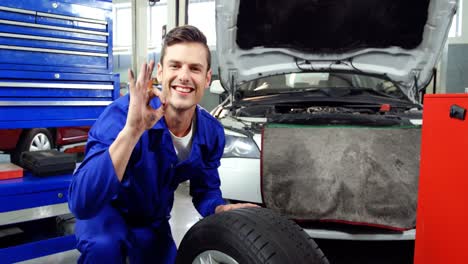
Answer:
[[230, 103, 422, 127]]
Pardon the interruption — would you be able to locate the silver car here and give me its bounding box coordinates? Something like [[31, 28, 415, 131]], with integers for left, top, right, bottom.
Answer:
[[211, 0, 457, 241]]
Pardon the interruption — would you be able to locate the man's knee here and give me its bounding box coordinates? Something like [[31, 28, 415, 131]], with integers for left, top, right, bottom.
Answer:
[[78, 235, 126, 263]]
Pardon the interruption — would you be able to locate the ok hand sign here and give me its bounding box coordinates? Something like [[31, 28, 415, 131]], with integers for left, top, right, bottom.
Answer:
[[125, 60, 166, 137]]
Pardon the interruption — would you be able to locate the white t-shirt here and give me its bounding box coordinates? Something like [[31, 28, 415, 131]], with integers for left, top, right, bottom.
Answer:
[[169, 120, 194, 162]]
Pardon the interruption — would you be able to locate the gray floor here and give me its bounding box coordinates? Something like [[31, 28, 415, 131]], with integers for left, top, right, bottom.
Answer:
[[169, 182, 202, 247]]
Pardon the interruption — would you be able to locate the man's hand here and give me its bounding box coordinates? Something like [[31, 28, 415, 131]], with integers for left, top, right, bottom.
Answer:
[[109, 61, 166, 181], [124, 60, 166, 138], [215, 203, 260, 214]]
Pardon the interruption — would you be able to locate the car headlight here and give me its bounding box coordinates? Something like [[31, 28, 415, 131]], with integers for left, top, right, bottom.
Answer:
[[223, 134, 260, 158]]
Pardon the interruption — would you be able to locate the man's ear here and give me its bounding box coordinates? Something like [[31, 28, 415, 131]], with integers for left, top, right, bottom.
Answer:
[[205, 69, 212, 89], [156, 62, 163, 83]]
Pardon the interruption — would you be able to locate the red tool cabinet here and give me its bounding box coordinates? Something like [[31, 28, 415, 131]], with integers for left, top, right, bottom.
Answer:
[[414, 94, 468, 264]]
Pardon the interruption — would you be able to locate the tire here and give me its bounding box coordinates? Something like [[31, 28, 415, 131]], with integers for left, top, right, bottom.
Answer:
[[176, 207, 329, 264], [11, 128, 55, 166]]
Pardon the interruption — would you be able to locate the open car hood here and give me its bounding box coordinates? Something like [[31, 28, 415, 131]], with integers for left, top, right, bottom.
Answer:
[[215, 0, 458, 102]]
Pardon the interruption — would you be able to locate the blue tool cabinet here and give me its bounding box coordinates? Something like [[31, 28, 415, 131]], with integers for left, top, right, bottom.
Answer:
[[0, 0, 115, 261], [0, 173, 76, 262], [0, 0, 118, 129]]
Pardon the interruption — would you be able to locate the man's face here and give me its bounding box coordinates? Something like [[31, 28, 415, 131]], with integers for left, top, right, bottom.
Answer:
[[157, 42, 211, 112]]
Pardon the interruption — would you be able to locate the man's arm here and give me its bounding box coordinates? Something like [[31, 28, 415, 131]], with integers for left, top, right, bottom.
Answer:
[[110, 61, 165, 181], [68, 105, 128, 219], [68, 61, 165, 219], [108, 126, 142, 181], [189, 124, 226, 217], [190, 124, 258, 217]]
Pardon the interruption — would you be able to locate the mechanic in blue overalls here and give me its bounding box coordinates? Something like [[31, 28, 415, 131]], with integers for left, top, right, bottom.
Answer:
[[68, 25, 256, 264]]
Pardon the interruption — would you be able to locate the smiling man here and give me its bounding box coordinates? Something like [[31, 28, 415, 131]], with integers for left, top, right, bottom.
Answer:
[[68, 25, 256, 264]]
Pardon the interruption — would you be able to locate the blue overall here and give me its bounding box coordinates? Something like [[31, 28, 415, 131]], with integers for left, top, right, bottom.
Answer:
[[68, 95, 226, 263]]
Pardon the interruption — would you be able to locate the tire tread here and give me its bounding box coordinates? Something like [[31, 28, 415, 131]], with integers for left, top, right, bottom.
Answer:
[[177, 207, 329, 264]]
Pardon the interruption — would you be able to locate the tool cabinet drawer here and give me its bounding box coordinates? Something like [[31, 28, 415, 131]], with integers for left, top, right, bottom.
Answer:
[[0, 0, 112, 74]]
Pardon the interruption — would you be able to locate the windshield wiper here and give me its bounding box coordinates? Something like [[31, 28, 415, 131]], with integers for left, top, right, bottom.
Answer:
[[342, 102, 419, 110], [250, 87, 393, 98], [345, 87, 402, 99], [247, 87, 332, 97]]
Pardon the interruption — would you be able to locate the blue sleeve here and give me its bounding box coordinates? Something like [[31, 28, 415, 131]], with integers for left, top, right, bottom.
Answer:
[[190, 125, 226, 217], [68, 100, 127, 220]]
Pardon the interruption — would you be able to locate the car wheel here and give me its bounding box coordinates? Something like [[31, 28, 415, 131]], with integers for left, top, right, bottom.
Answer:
[[176, 207, 329, 264], [11, 128, 55, 166]]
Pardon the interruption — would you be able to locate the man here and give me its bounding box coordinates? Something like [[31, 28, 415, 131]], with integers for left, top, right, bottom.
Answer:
[[69, 25, 256, 263]]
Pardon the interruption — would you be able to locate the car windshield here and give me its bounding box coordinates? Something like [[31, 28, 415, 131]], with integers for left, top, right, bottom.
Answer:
[[238, 72, 407, 100]]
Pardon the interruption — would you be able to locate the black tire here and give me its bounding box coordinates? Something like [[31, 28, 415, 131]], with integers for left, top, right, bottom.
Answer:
[[176, 207, 329, 264], [11, 128, 55, 166]]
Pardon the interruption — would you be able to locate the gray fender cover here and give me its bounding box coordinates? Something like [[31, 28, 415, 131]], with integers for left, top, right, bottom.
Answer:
[[261, 124, 421, 230]]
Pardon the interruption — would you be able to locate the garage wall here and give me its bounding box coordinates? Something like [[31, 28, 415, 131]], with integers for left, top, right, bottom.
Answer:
[[445, 44, 468, 93], [447, 0, 468, 45], [438, 0, 468, 94]]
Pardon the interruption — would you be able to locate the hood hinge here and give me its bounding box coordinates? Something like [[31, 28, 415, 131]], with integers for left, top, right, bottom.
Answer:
[[228, 69, 238, 101], [410, 69, 422, 101]]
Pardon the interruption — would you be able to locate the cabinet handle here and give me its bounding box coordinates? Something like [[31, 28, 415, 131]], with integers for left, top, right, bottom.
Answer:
[[449, 104, 466, 121]]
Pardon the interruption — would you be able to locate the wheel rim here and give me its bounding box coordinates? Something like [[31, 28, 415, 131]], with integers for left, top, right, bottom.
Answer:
[[29, 133, 51, 151], [192, 250, 239, 264]]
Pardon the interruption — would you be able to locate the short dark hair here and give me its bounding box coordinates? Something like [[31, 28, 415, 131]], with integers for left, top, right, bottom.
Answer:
[[160, 25, 211, 70]]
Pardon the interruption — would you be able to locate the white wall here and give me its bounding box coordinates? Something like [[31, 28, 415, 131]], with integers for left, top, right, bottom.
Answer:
[[433, 0, 466, 93], [448, 0, 468, 44]]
